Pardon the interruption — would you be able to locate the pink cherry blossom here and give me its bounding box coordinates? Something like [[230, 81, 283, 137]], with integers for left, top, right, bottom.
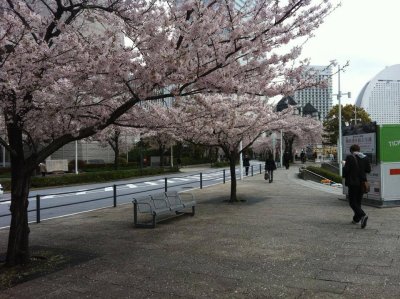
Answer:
[[0, 0, 335, 266]]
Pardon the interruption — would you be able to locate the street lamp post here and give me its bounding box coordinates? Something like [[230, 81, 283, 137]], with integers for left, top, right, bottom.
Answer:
[[334, 65, 351, 176], [75, 140, 79, 174], [351, 105, 361, 124]]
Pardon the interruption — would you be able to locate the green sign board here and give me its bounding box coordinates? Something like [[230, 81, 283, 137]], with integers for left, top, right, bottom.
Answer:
[[379, 125, 400, 162]]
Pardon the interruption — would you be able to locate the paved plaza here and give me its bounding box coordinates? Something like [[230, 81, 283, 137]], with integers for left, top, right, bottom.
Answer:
[[1, 165, 400, 298]]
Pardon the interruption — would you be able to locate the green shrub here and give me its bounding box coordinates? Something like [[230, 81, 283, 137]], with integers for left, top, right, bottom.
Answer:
[[0, 178, 10, 191], [0, 167, 178, 191], [0, 168, 10, 175], [79, 162, 139, 172], [181, 157, 211, 165], [211, 161, 230, 168], [306, 166, 342, 183], [117, 157, 127, 165]]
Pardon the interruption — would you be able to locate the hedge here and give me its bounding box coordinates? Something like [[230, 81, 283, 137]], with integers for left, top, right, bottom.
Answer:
[[0, 167, 178, 191], [211, 161, 231, 168], [305, 166, 342, 183]]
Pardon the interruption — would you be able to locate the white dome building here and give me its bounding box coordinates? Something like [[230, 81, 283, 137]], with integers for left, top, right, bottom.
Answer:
[[356, 64, 400, 124]]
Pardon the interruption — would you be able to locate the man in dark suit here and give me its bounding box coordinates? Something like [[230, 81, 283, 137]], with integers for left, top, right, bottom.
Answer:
[[342, 144, 371, 228]]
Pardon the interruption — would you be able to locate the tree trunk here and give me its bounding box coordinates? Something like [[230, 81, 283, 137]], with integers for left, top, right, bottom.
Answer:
[[6, 125, 33, 266], [113, 144, 119, 170], [6, 170, 32, 266], [159, 145, 165, 167], [228, 155, 238, 202]]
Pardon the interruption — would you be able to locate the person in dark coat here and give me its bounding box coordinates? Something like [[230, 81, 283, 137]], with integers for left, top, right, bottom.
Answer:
[[343, 144, 371, 228], [243, 155, 250, 176], [300, 151, 306, 163], [283, 151, 291, 169], [265, 153, 277, 183]]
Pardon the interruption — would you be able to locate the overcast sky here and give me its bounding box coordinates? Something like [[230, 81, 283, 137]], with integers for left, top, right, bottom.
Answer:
[[300, 0, 400, 106]]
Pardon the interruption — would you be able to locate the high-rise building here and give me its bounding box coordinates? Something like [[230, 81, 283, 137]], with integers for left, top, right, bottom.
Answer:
[[293, 65, 333, 120], [355, 64, 400, 125]]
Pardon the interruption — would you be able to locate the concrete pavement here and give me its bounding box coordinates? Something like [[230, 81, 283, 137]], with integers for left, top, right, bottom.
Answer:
[[1, 164, 400, 298]]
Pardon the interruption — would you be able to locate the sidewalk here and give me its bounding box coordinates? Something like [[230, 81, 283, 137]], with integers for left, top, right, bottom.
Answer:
[[1, 165, 400, 298]]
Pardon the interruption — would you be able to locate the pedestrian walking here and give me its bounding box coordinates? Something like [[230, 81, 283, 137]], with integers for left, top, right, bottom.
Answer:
[[243, 155, 250, 176], [264, 154, 277, 183], [283, 151, 291, 169], [300, 151, 306, 163], [342, 144, 371, 228], [39, 162, 47, 177]]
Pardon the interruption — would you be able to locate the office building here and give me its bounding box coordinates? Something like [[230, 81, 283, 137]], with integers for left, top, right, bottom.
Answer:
[[294, 65, 333, 120], [355, 64, 400, 124]]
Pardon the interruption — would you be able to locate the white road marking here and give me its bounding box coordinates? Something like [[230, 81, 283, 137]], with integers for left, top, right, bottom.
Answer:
[[42, 195, 56, 199], [173, 178, 190, 181], [145, 182, 158, 186], [126, 184, 137, 188], [76, 191, 87, 195], [104, 187, 113, 192]]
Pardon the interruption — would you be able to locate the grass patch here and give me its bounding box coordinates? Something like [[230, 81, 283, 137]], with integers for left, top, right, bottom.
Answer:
[[0, 246, 96, 290]]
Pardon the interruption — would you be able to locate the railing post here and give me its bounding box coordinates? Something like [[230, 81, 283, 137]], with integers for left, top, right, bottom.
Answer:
[[165, 177, 168, 192], [113, 185, 117, 207], [251, 165, 254, 176], [260, 164, 262, 174], [36, 194, 41, 223], [200, 173, 203, 189], [223, 169, 226, 184]]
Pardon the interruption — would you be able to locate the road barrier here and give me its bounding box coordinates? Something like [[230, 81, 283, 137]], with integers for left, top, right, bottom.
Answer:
[[0, 164, 264, 225]]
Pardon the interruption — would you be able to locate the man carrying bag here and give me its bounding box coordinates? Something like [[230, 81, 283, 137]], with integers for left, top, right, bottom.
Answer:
[[342, 144, 371, 228]]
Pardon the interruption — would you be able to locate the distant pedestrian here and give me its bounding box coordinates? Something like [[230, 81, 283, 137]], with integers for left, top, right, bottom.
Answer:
[[264, 154, 277, 183], [39, 162, 47, 177], [313, 151, 317, 161], [300, 151, 306, 163], [283, 151, 291, 169], [243, 155, 250, 176], [342, 144, 371, 228]]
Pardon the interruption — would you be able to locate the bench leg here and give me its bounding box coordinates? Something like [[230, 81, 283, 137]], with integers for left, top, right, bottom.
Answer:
[[190, 206, 195, 216], [134, 203, 157, 228]]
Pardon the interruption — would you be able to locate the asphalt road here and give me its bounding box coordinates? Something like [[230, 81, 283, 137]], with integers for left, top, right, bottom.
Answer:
[[0, 162, 264, 228]]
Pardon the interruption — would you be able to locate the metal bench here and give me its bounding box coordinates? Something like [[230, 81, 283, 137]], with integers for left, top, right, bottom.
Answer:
[[132, 191, 196, 228]]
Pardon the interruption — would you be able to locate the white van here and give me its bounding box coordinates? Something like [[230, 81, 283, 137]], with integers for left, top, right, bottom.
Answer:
[[0, 183, 3, 196]]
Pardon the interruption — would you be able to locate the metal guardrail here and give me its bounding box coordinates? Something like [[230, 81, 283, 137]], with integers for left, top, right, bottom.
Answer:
[[0, 164, 265, 224]]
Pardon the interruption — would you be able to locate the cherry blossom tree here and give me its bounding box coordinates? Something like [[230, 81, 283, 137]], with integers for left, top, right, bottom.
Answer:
[[0, 0, 149, 266], [93, 126, 137, 169], [252, 133, 280, 159], [282, 114, 323, 157], [1, 0, 335, 265], [165, 94, 294, 202], [141, 131, 176, 167]]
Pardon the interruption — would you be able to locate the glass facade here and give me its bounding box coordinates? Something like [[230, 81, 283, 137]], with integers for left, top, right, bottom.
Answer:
[[294, 65, 333, 120]]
